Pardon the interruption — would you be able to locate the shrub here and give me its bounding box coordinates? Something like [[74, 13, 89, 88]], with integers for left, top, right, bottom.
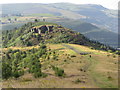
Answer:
[[2, 62, 12, 79], [21, 78, 32, 82], [71, 55, 76, 57], [64, 59, 67, 62], [51, 66, 65, 77], [108, 76, 113, 80], [53, 54, 58, 60], [34, 72, 42, 78], [26, 41, 33, 46], [34, 72, 47, 78], [13, 71, 21, 78], [39, 43, 46, 49], [7, 49, 13, 53], [89, 55, 91, 58], [74, 78, 82, 84], [113, 55, 116, 58]]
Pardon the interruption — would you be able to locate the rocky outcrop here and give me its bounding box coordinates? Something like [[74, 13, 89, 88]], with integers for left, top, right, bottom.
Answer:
[[31, 25, 54, 34]]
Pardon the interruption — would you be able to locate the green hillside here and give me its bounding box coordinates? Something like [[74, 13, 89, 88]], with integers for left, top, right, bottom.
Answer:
[[1, 3, 119, 88], [2, 21, 116, 52], [2, 21, 119, 88]]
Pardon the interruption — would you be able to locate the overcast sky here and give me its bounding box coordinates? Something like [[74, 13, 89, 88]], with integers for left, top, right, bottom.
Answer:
[[0, 0, 119, 10]]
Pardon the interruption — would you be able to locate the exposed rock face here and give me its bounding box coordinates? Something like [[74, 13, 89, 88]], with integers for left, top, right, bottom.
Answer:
[[31, 25, 54, 34]]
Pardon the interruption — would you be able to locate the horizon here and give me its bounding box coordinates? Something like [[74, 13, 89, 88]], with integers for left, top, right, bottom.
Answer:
[[0, 2, 117, 10], [0, 0, 119, 10]]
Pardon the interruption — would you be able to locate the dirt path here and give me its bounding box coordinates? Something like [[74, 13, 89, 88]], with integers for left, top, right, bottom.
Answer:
[[63, 44, 92, 71], [62, 44, 91, 55], [62, 44, 105, 87], [63, 44, 97, 80]]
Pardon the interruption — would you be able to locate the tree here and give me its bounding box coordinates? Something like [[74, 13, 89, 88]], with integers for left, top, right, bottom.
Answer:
[[8, 18, 11, 23], [2, 62, 12, 79], [15, 18, 17, 21], [43, 19, 45, 22], [34, 19, 38, 22], [28, 55, 43, 78], [27, 41, 33, 46]]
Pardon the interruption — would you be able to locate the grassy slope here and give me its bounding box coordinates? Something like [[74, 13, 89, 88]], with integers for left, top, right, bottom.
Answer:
[[2, 44, 118, 88]]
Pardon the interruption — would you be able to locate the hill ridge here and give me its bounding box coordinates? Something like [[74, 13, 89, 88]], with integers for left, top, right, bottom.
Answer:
[[2, 21, 117, 54]]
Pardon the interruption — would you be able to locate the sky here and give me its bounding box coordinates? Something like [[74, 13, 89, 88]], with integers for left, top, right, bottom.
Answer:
[[0, 0, 119, 10]]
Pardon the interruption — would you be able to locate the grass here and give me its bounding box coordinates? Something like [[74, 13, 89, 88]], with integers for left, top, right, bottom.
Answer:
[[2, 43, 118, 88], [21, 78, 32, 82], [74, 78, 83, 84], [67, 43, 110, 55], [47, 43, 77, 55], [87, 54, 118, 88]]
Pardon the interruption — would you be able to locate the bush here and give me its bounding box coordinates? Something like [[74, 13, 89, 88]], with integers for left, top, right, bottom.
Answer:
[[108, 76, 113, 80], [7, 49, 13, 53], [39, 43, 46, 49], [113, 55, 116, 58], [34, 72, 42, 78], [34, 72, 47, 78], [71, 55, 76, 57], [52, 66, 65, 77], [53, 54, 58, 60], [64, 59, 67, 62], [2, 62, 12, 79], [13, 71, 21, 78], [74, 78, 82, 84]]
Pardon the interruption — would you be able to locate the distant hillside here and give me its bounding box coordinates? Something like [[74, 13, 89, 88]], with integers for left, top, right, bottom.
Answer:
[[48, 3, 118, 33], [1, 3, 118, 48], [47, 18, 118, 48], [1, 17, 118, 48], [2, 3, 118, 33], [2, 21, 116, 52]]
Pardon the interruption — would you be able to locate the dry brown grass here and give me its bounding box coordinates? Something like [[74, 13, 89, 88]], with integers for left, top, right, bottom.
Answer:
[[3, 45, 39, 51], [2, 44, 118, 88]]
